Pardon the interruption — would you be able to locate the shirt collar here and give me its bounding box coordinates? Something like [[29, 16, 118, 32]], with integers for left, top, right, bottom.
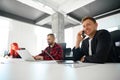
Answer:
[[49, 43, 56, 48]]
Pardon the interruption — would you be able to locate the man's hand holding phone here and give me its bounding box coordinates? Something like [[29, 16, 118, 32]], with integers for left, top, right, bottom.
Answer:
[[75, 30, 86, 48]]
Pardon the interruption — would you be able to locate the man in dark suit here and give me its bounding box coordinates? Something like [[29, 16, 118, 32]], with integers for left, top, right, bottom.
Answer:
[[73, 16, 117, 63]]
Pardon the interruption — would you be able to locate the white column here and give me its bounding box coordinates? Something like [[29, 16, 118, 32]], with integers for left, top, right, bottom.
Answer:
[[52, 12, 65, 43]]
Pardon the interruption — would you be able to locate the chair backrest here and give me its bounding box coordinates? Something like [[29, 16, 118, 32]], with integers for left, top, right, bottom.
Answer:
[[58, 43, 66, 50], [110, 30, 120, 42], [110, 30, 120, 47], [110, 30, 120, 62], [58, 43, 66, 60]]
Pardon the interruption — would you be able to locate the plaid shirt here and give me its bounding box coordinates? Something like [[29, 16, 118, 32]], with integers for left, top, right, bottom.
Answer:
[[39, 43, 63, 60]]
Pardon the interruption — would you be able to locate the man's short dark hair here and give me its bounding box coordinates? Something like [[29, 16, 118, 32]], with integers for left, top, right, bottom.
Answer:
[[81, 16, 96, 23], [47, 33, 55, 38]]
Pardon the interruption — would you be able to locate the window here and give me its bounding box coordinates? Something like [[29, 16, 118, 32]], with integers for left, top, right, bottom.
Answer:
[[0, 17, 9, 57]]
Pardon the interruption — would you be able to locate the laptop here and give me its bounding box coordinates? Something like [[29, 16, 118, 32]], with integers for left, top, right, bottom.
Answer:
[[17, 50, 35, 61], [17, 50, 78, 64]]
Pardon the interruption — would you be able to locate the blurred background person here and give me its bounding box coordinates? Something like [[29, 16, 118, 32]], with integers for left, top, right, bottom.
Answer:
[[6, 42, 21, 58]]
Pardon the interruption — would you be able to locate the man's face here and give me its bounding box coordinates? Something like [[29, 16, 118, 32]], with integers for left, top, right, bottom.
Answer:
[[82, 19, 97, 36], [47, 36, 55, 45]]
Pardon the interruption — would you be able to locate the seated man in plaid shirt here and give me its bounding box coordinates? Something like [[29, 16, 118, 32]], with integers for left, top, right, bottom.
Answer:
[[34, 34, 63, 60]]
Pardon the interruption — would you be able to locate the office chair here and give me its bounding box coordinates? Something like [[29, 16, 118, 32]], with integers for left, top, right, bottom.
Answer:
[[58, 43, 73, 60], [58, 43, 66, 60], [110, 30, 120, 62]]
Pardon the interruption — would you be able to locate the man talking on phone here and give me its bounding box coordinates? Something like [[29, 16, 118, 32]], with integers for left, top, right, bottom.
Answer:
[[73, 16, 117, 63]]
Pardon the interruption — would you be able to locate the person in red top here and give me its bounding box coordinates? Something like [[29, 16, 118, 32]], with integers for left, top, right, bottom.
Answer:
[[34, 34, 63, 60], [8, 42, 21, 58]]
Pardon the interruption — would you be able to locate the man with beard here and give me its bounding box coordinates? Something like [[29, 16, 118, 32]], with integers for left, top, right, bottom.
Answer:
[[34, 34, 63, 60]]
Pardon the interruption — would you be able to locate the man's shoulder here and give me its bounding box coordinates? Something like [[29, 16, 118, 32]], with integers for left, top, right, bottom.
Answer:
[[97, 29, 110, 35], [55, 43, 63, 48], [93, 29, 110, 38], [95, 29, 111, 40], [83, 29, 110, 42]]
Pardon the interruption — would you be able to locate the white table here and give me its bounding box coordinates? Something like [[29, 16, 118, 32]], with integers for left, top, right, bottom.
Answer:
[[0, 58, 120, 80]]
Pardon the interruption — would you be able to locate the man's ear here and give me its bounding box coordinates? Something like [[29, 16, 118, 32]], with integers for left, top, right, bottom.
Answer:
[[95, 22, 98, 28]]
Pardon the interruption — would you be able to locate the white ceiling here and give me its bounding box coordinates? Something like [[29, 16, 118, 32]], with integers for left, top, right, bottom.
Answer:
[[31, 0, 95, 27], [0, 0, 119, 28]]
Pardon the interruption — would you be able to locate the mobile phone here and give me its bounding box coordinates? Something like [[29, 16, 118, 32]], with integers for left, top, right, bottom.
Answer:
[[82, 31, 86, 38]]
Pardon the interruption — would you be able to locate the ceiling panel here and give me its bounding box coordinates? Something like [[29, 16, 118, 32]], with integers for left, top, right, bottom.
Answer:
[[0, 0, 49, 20], [68, 0, 120, 21]]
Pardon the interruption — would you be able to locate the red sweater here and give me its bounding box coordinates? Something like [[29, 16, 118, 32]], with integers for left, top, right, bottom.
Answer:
[[39, 43, 63, 60], [9, 49, 21, 58]]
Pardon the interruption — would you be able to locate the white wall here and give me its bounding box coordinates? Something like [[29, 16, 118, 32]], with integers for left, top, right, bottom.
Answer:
[[8, 20, 37, 55], [0, 16, 63, 57], [35, 26, 52, 54], [97, 13, 120, 30], [7, 19, 51, 56], [65, 27, 73, 48], [0, 17, 9, 57], [65, 25, 82, 48]]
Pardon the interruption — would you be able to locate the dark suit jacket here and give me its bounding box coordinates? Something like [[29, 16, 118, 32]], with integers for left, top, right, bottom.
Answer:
[[73, 30, 117, 63]]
